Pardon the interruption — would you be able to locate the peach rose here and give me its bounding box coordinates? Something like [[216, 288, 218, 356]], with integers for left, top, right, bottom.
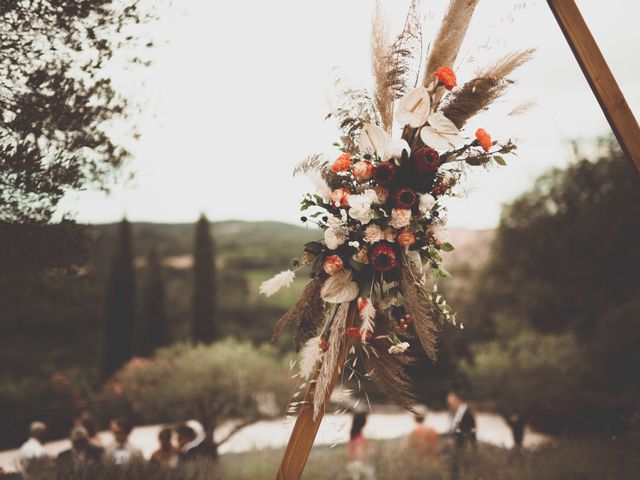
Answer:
[[397, 229, 416, 248], [383, 227, 396, 242], [330, 188, 350, 207], [374, 186, 389, 204], [352, 160, 374, 181], [389, 208, 411, 229], [363, 223, 383, 244], [353, 247, 369, 264], [323, 255, 344, 275]]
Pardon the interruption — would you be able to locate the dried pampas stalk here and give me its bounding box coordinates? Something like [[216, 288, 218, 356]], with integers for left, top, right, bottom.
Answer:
[[365, 345, 416, 410], [442, 49, 534, 128], [313, 302, 349, 420], [508, 100, 537, 117], [371, 1, 394, 133], [386, 0, 423, 98], [401, 257, 438, 361], [299, 337, 322, 380], [423, 0, 480, 85], [271, 278, 325, 350]]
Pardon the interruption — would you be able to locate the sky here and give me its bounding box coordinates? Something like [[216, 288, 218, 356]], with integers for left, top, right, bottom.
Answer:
[[57, 0, 640, 229]]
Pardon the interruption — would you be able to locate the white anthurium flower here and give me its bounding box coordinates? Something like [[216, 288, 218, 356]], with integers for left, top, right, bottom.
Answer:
[[388, 342, 410, 355], [347, 189, 378, 225], [396, 86, 431, 128], [321, 269, 359, 304], [420, 112, 464, 151], [418, 193, 436, 214], [383, 138, 411, 161], [358, 123, 391, 158]]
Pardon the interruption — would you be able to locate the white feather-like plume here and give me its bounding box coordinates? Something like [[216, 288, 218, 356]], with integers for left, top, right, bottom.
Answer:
[[299, 336, 323, 380], [358, 297, 376, 342], [259, 270, 296, 297]]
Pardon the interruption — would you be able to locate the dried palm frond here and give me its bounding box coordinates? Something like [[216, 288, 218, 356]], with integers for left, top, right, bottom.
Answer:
[[442, 49, 534, 128], [293, 154, 326, 177], [272, 278, 325, 349], [401, 257, 438, 361], [423, 0, 480, 85], [364, 344, 416, 410], [387, 0, 423, 96], [313, 302, 349, 419], [371, 1, 394, 132]]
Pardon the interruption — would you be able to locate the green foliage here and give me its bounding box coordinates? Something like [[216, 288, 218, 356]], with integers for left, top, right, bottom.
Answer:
[[113, 339, 292, 448], [135, 248, 168, 357], [102, 219, 136, 380], [192, 215, 217, 343]]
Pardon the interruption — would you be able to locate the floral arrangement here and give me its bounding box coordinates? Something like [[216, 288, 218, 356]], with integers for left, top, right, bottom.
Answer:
[[261, 0, 533, 418]]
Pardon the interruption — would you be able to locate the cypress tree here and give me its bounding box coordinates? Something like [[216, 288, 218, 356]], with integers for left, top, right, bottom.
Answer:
[[192, 214, 217, 343], [102, 218, 136, 380], [135, 247, 168, 356]]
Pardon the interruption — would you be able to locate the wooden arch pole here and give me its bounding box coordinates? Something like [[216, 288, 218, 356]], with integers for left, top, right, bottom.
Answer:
[[276, 302, 358, 480], [547, 0, 640, 172]]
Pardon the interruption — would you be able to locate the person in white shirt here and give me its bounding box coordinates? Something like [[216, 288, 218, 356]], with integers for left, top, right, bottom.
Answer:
[[103, 418, 144, 465], [18, 421, 48, 475]]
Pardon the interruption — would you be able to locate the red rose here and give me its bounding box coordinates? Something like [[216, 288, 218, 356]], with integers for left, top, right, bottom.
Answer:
[[373, 161, 398, 187], [412, 147, 440, 175], [391, 188, 417, 209], [368, 241, 399, 272]]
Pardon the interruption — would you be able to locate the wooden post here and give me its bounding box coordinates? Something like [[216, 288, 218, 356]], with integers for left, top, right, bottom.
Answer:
[[547, 0, 640, 172], [276, 302, 357, 480]]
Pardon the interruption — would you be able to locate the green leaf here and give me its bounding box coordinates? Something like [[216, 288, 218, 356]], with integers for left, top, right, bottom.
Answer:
[[440, 242, 455, 252], [494, 155, 507, 166], [303, 241, 325, 256]]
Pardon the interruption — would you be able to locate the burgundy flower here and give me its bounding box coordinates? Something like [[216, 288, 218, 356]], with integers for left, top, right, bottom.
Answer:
[[391, 188, 417, 209], [373, 161, 398, 186], [369, 241, 399, 272], [411, 147, 440, 175]]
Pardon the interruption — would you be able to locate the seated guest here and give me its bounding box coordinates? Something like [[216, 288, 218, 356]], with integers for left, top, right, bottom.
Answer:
[[150, 427, 178, 468], [103, 418, 143, 465], [18, 421, 48, 475], [176, 424, 213, 462], [77, 412, 103, 448], [57, 427, 102, 466]]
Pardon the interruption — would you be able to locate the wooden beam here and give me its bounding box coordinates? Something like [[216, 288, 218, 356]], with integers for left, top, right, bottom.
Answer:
[[276, 302, 357, 480], [547, 0, 640, 172]]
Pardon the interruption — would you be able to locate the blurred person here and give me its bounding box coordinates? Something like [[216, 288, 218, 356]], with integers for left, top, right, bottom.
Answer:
[[346, 412, 375, 480], [446, 392, 476, 479], [176, 424, 213, 462], [150, 427, 178, 467], [406, 406, 439, 465], [103, 417, 143, 465], [77, 412, 103, 448], [18, 421, 48, 474], [56, 426, 102, 466]]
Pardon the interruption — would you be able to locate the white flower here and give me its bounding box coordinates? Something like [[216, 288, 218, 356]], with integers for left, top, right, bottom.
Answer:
[[306, 171, 332, 203], [418, 193, 436, 214], [384, 138, 411, 161], [259, 270, 296, 297], [324, 215, 348, 250], [358, 123, 390, 158], [321, 269, 359, 303], [420, 112, 464, 151], [363, 223, 383, 244], [348, 241, 360, 248], [299, 337, 322, 380], [348, 189, 378, 225], [388, 342, 410, 355], [396, 87, 431, 128], [389, 208, 411, 229]]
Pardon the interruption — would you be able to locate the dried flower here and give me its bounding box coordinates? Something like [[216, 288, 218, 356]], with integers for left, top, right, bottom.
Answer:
[[392, 188, 418, 209], [369, 241, 399, 272], [299, 337, 322, 380], [435, 66, 457, 90], [388, 342, 410, 354], [259, 270, 296, 297], [358, 297, 376, 343], [331, 152, 351, 172], [397, 229, 416, 248], [353, 247, 369, 264], [373, 161, 398, 186], [412, 147, 440, 175], [374, 185, 390, 203], [390, 208, 411, 229], [352, 160, 374, 181], [475, 128, 492, 152], [323, 255, 344, 275], [330, 188, 350, 207], [364, 223, 384, 244]]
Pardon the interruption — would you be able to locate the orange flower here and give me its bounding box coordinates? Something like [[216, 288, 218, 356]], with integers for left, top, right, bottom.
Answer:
[[435, 66, 457, 90], [331, 152, 351, 172], [323, 255, 344, 275], [397, 229, 416, 248], [475, 128, 492, 152]]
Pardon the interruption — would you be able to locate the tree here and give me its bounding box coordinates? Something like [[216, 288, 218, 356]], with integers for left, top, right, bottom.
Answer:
[[102, 219, 137, 380], [134, 248, 168, 357], [113, 339, 292, 458], [0, 0, 154, 224], [192, 215, 217, 343]]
